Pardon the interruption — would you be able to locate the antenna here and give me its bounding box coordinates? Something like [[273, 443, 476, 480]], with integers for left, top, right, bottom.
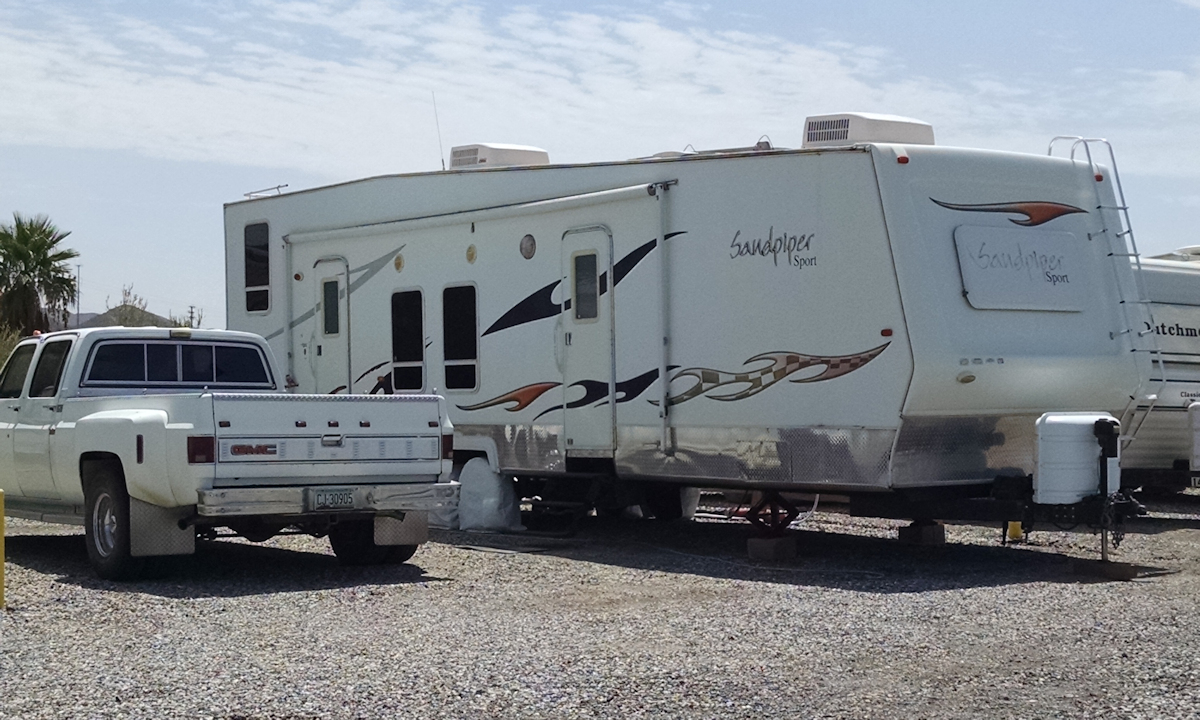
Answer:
[[75, 264, 81, 328], [432, 90, 446, 170], [244, 184, 289, 199]]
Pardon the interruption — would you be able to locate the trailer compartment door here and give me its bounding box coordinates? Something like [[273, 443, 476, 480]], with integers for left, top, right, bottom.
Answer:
[[561, 226, 615, 454]]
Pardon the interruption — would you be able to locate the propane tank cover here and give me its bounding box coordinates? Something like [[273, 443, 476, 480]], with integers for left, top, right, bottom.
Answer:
[[1034, 412, 1121, 505]]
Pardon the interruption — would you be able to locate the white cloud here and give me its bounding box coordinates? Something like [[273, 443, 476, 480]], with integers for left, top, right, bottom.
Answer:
[[0, 0, 1197, 182]]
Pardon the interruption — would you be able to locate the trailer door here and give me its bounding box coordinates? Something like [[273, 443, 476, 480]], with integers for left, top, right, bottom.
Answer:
[[561, 226, 615, 454], [311, 257, 351, 394]]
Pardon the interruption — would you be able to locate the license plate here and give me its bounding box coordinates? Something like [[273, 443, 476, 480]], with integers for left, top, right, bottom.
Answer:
[[308, 487, 358, 511]]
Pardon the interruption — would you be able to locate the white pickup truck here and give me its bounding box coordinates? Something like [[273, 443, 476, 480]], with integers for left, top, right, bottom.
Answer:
[[0, 326, 457, 579]]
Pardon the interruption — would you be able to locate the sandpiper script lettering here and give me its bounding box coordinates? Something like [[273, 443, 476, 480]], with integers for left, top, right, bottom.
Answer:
[[972, 241, 1068, 285], [730, 228, 816, 268]]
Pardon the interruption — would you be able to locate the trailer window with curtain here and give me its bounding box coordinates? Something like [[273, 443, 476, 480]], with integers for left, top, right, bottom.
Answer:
[[391, 290, 425, 391], [244, 222, 270, 312], [442, 285, 478, 390]]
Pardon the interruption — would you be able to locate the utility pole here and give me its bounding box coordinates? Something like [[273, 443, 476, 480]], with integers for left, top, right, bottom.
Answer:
[[75, 265, 81, 328], [187, 306, 196, 328]]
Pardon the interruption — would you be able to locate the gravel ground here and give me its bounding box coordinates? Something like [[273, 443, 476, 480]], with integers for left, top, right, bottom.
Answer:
[[2, 493, 1200, 720]]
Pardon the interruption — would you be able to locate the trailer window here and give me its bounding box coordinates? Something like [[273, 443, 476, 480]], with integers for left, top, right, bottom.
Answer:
[[391, 290, 424, 391], [322, 279, 340, 336], [573, 252, 599, 321], [29, 339, 73, 397], [245, 222, 270, 313], [0, 343, 37, 398], [442, 285, 478, 390]]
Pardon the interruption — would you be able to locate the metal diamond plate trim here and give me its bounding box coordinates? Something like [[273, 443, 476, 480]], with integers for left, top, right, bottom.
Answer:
[[890, 415, 1038, 487]]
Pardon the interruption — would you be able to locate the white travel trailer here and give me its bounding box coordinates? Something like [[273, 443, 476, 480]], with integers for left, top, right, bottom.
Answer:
[[223, 113, 1190, 532]]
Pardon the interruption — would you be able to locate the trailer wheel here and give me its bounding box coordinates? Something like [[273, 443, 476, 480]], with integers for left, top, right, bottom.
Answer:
[[84, 467, 149, 581], [328, 519, 417, 565], [642, 482, 684, 521]]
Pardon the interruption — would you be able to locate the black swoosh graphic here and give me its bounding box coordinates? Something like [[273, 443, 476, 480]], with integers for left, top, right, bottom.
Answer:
[[482, 231, 688, 336]]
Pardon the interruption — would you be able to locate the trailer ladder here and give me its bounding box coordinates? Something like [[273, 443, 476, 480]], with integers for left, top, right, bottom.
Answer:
[[1048, 137, 1165, 446]]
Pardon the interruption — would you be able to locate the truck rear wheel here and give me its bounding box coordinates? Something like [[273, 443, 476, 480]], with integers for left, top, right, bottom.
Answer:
[[328, 519, 417, 565], [84, 467, 149, 581]]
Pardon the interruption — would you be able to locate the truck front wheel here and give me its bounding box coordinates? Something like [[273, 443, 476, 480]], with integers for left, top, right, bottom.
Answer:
[[84, 468, 148, 581], [328, 519, 417, 566]]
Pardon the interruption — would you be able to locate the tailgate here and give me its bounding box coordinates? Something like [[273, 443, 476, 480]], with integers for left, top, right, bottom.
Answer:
[[210, 392, 446, 487]]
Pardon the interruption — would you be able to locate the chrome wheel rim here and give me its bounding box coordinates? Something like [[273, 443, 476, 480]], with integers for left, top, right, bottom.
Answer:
[[91, 492, 117, 558]]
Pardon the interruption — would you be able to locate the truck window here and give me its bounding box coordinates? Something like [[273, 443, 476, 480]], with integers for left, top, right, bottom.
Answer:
[[215, 345, 270, 384], [0, 343, 36, 398], [147, 343, 179, 382], [391, 290, 424, 390], [245, 222, 270, 312], [84, 340, 272, 387], [182, 344, 214, 382], [88, 343, 146, 382], [29, 339, 73, 397], [443, 285, 478, 390]]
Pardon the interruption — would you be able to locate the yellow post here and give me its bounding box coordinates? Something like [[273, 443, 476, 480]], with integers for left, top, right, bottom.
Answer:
[[1006, 520, 1024, 543], [1, 488, 5, 609]]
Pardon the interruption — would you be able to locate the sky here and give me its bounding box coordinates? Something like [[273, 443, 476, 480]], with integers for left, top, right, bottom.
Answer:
[[1, 0, 1198, 326]]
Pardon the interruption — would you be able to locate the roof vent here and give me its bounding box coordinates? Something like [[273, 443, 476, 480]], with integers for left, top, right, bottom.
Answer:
[[802, 113, 934, 149], [449, 143, 550, 169], [1150, 246, 1200, 262]]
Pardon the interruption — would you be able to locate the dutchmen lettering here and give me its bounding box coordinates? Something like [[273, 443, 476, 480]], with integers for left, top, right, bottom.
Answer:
[[729, 227, 816, 268], [1145, 321, 1200, 338]]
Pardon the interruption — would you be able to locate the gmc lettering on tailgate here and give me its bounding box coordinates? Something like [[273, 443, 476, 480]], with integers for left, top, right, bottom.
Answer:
[[230, 444, 278, 456]]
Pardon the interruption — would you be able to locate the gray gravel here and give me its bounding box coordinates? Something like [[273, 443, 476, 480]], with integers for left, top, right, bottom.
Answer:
[[3, 494, 1200, 719]]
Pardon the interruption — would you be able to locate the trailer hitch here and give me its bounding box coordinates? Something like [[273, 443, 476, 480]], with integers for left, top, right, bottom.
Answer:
[[1093, 419, 1146, 557]]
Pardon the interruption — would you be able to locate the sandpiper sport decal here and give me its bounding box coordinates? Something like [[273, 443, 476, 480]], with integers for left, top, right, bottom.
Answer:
[[482, 232, 688, 337], [453, 344, 888, 417], [729, 228, 816, 268], [930, 199, 1086, 227]]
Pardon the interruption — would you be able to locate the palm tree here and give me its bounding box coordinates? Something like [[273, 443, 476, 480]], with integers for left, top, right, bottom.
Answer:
[[0, 213, 79, 334]]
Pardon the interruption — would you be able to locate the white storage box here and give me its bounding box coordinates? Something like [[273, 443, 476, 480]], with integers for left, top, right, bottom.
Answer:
[[1034, 412, 1120, 505]]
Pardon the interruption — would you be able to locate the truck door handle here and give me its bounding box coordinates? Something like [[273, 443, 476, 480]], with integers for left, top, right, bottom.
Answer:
[[565, 332, 572, 346]]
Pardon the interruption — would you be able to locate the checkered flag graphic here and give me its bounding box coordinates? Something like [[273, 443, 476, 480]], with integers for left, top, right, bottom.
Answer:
[[661, 343, 889, 406]]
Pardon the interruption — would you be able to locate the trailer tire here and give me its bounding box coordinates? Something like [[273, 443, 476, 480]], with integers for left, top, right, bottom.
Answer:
[[84, 467, 149, 581], [642, 482, 684, 521], [328, 519, 417, 565]]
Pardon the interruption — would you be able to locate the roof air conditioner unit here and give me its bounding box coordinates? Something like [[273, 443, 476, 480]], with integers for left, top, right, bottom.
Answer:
[[802, 112, 935, 149], [449, 143, 550, 169]]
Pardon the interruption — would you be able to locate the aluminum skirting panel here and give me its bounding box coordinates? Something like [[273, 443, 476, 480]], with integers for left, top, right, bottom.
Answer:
[[1121, 407, 1189, 469], [890, 415, 1039, 488], [464, 417, 1056, 489], [457, 424, 565, 474], [616, 426, 895, 489]]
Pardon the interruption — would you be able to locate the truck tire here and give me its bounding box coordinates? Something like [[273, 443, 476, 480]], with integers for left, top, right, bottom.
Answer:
[[84, 467, 149, 581], [328, 519, 417, 565]]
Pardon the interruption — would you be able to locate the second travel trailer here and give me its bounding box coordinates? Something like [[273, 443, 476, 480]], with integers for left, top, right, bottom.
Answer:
[[223, 114, 1190, 538]]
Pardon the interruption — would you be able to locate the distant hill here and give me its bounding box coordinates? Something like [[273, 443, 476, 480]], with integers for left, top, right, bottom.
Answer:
[[78, 305, 177, 329]]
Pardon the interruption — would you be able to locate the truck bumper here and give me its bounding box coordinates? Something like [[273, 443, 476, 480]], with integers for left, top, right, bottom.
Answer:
[[196, 481, 460, 517]]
